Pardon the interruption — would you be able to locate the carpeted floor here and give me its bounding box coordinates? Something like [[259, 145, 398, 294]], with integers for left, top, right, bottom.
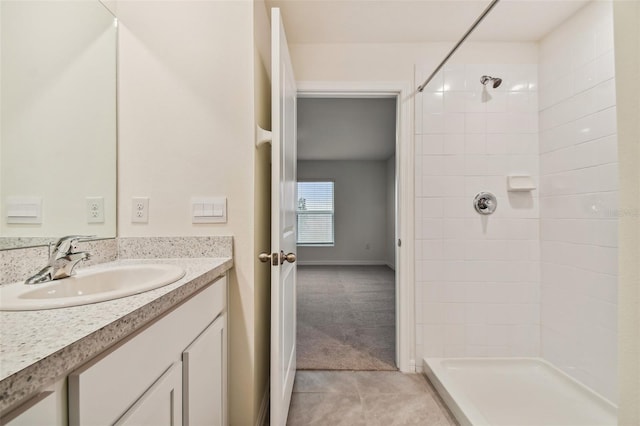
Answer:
[[297, 265, 397, 371]]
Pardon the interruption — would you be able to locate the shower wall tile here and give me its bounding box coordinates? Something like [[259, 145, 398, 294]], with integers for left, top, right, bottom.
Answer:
[[443, 65, 467, 91], [423, 92, 444, 113], [444, 92, 467, 113], [414, 61, 540, 362], [538, 0, 618, 403]]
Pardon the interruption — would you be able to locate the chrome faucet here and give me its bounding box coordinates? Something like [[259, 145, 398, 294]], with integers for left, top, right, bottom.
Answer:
[[25, 235, 93, 284]]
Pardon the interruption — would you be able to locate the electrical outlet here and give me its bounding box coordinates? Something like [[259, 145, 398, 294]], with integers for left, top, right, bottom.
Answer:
[[86, 197, 104, 223], [132, 197, 149, 223]]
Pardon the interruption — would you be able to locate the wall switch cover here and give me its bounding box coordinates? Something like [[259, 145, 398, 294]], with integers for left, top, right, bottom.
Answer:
[[192, 197, 226, 223], [6, 197, 42, 224]]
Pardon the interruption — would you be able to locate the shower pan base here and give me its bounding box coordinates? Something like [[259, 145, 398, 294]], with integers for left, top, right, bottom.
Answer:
[[423, 357, 617, 426]]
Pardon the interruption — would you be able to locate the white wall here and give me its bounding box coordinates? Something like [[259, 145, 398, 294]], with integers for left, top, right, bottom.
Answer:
[[116, 1, 254, 240], [386, 155, 396, 269], [614, 0, 640, 420], [114, 1, 267, 424], [297, 160, 389, 264], [415, 62, 540, 359], [538, 0, 618, 402], [0, 1, 116, 238]]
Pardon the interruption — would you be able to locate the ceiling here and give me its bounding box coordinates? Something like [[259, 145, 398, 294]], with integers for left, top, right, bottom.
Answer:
[[267, 0, 591, 44], [297, 97, 397, 161]]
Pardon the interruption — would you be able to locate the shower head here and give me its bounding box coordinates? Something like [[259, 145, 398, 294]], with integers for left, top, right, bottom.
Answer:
[[480, 75, 502, 88]]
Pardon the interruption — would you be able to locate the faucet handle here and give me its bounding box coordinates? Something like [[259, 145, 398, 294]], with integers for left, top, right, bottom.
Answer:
[[52, 235, 96, 255]]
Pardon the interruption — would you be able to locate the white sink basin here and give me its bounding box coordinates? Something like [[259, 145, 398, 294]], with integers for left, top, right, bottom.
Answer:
[[0, 264, 186, 311]]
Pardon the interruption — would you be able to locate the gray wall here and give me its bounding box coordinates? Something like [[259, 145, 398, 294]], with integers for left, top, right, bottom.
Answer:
[[297, 160, 392, 265]]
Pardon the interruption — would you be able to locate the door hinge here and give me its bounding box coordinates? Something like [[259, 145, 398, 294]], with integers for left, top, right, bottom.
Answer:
[[397, 239, 402, 247]]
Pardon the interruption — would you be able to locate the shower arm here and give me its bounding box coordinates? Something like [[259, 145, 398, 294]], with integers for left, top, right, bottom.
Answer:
[[417, 0, 501, 93]]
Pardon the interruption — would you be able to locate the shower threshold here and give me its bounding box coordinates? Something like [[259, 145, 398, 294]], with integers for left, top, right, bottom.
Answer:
[[423, 357, 617, 426]]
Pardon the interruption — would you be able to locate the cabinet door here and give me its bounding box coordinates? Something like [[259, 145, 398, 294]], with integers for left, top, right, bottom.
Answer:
[[115, 362, 182, 426], [183, 315, 226, 426], [1, 379, 67, 426], [2, 391, 57, 426]]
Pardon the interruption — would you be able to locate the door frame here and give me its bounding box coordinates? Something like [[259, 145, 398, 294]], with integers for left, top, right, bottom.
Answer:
[[296, 80, 415, 372]]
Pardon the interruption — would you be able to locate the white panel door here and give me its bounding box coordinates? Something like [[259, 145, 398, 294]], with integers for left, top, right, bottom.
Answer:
[[115, 362, 182, 426], [270, 7, 298, 426]]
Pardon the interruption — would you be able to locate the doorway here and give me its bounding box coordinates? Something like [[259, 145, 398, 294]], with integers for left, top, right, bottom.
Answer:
[[294, 94, 403, 370]]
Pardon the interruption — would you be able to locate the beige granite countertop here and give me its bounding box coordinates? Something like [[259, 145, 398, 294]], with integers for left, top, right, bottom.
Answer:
[[0, 256, 232, 414]]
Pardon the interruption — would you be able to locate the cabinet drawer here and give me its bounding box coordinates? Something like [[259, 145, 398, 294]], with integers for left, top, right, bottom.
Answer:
[[69, 276, 226, 425]]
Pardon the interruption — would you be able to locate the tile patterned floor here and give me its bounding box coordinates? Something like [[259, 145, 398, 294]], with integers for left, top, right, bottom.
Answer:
[[286, 371, 459, 426], [297, 265, 396, 370]]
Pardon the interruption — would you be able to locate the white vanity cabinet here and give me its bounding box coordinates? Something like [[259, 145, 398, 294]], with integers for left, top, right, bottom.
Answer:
[[68, 275, 227, 426]]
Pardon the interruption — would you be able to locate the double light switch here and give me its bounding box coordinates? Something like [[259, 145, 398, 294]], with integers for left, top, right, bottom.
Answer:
[[192, 197, 226, 223]]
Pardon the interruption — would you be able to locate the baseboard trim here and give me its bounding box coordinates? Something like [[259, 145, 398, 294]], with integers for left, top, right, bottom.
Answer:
[[297, 260, 388, 266], [256, 381, 269, 426]]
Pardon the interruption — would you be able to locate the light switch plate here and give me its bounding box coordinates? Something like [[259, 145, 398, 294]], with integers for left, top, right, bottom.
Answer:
[[192, 197, 226, 223], [6, 197, 42, 224]]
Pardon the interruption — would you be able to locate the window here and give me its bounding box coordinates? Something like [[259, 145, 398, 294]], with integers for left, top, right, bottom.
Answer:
[[297, 181, 334, 246]]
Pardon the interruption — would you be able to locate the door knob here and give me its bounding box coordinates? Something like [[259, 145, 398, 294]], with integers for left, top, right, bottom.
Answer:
[[259, 252, 279, 265], [279, 251, 296, 264]]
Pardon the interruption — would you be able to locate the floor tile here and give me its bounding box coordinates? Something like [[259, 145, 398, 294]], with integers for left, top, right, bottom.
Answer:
[[292, 371, 359, 393], [286, 393, 366, 426], [297, 340, 396, 370], [353, 371, 432, 395], [286, 371, 459, 426], [361, 393, 454, 426]]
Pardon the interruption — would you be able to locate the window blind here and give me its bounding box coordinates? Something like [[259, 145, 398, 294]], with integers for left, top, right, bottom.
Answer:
[[297, 181, 334, 245]]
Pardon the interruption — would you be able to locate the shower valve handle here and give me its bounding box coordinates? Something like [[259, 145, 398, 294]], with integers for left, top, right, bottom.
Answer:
[[478, 197, 492, 209], [474, 192, 497, 215]]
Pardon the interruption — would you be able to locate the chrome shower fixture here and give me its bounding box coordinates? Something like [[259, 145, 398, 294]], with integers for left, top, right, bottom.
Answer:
[[480, 75, 502, 88]]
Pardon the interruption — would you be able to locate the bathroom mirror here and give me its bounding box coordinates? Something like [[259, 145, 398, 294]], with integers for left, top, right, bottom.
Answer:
[[0, 0, 117, 250]]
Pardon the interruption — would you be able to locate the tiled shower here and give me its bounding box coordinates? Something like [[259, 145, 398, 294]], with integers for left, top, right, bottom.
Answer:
[[414, 0, 618, 403], [538, 0, 618, 401], [414, 60, 541, 360]]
